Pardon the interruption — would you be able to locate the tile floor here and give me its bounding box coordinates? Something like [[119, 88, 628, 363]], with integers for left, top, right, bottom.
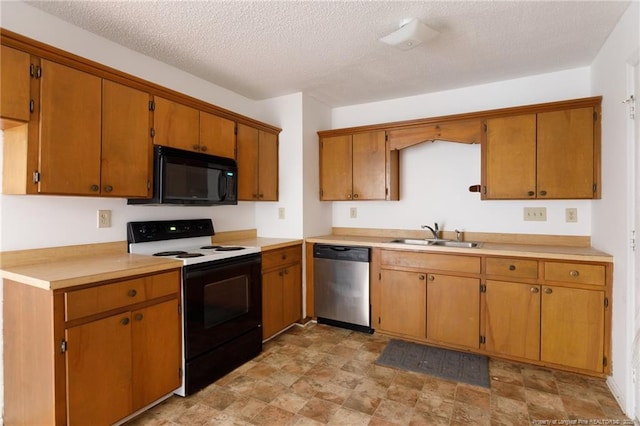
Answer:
[[126, 323, 632, 425]]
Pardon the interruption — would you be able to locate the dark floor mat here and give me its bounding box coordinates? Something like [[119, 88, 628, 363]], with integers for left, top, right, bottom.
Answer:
[[376, 339, 489, 388]]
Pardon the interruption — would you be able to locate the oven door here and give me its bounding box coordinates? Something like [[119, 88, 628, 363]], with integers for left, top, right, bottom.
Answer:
[[183, 254, 261, 361]]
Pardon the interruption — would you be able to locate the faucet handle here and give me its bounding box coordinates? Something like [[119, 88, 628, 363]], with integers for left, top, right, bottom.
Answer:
[[454, 229, 462, 242]]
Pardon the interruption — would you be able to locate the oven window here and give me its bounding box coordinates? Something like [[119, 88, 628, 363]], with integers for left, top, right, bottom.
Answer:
[[203, 276, 249, 328]]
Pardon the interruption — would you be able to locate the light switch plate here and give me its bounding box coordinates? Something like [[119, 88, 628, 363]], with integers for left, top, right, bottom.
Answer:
[[350, 207, 357, 219], [278, 207, 285, 220], [524, 207, 546, 221]]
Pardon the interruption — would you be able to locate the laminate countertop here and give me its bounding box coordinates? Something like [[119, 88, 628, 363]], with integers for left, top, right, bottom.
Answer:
[[305, 234, 613, 263], [0, 238, 304, 291]]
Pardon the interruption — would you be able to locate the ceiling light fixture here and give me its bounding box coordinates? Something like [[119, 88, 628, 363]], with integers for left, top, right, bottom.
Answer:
[[379, 18, 439, 51]]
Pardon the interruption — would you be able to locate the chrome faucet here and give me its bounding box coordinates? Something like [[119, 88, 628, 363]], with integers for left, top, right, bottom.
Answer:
[[421, 223, 439, 240]]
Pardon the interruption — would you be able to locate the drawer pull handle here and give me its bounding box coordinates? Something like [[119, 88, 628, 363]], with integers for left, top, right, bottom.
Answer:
[[281, 254, 287, 260], [570, 270, 579, 278], [508, 265, 516, 271], [530, 287, 539, 293], [121, 317, 130, 326], [128, 289, 137, 297], [419, 275, 425, 280], [135, 313, 143, 321], [544, 288, 552, 294]]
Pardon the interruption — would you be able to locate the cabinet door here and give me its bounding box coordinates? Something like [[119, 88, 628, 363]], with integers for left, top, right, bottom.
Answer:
[[537, 107, 595, 199], [541, 285, 604, 372], [199, 111, 235, 157], [484, 280, 540, 360], [153, 96, 199, 152], [427, 274, 479, 349], [102, 80, 151, 197], [352, 131, 387, 200], [262, 268, 284, 339], [237, 123, 259, 200], [379, 269, 426, 339], [282, 263, 302, 326], [319, 135, 353, 200], [66, 313, 132, 426], [484, 114, 537, 199], [0, 45, 31, 124], [132, 299, 181, 410], [39, 59, 102, 195], [258, 130, 279, 200]]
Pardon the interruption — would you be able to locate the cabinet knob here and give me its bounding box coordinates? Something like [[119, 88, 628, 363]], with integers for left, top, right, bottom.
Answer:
[[418, 275, 425, 280], [570, 270, 579, 278], [259, 194, 264, 199], [90, 184, 99, 192], [128, 289, 137, 297], [200, 145, 207, 152], [508, 265, 516, 271], [530, 287, 539, 293], [105, 185, 113, 192], [353, 193, 359, 199], [428, 275, 435, 281], [527, 191, 535, 197], [544, 288, 552, 294], [281, 254, 287, 260], [279, 271, 284, 277], [347, 194, 352, 199], [252, 193, 258, 199], [121, 317, 130, 326], [135, 313, 143, 321], [193, 144, 199, 150], [539, 190, 547, 196]]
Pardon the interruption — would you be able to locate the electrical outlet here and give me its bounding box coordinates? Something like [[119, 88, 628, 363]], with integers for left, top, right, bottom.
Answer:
[[278, 207, 285, 220], [523, 207, 547, 221], [565, 208, 578, 223], [350, 207, 357, 219], [97, 209, 111, 228]]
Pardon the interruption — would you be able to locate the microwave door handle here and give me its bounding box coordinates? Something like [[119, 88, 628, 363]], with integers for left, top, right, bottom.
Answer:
[[219, 173, 227, 201]]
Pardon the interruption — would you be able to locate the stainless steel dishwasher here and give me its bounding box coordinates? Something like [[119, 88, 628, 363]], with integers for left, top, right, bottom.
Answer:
[[313, 244, 372, 333]]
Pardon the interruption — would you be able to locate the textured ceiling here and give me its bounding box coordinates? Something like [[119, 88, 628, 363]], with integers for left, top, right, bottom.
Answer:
[[26, 1, 630, 107]]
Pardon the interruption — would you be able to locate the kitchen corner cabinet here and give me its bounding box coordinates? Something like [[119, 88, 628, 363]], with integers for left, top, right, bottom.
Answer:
[[237, 123, 279, 201], [483, 105, 599, 199], [1, 58, 152, 197], [0, 45, 31, 127], [3, 269, 182, 426], [152, 96, 199, 152], [261, 244, 302, 339], [319, 131, 399, 201], [199, 111, 236, 158]]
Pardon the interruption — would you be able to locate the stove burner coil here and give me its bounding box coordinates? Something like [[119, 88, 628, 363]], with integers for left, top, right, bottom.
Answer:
[[153, 251, 188, 256], [175, 253, 205, 258], [200, 245, 223, 249], [215, 247, 244, 252]]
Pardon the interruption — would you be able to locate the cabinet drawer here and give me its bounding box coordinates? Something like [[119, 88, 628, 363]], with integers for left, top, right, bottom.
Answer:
[[544, 262, 605, 286], [486, 257, 538, 279], [65, 271, 180, 321], [381, 250, 480, 274], [262, 245, 302, 271]]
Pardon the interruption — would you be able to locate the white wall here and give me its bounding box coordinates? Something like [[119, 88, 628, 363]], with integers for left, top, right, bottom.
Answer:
[[330, 69, 594, 236], [591, 1, 639, 418]]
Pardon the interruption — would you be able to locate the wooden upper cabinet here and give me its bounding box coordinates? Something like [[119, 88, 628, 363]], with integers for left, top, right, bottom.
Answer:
[[199, 111, 236, 158], [537, 107, 595, 199], [319, 131, 396, 201], [319, 134, 352, 200], [39, 59, 102, 195], [102, 80, 152, 198], [0, 45, 31, 126], [484, 114, 537, 199], [236, 123, 278, 201], [483, 105, 599, 200], [153, 96, 199, 152]]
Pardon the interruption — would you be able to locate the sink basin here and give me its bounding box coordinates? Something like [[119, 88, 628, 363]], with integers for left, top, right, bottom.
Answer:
[[389, 239, 482, 248]]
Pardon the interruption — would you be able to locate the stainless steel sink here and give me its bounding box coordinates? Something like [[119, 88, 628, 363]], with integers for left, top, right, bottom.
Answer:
[[389, 238, 482, 248]]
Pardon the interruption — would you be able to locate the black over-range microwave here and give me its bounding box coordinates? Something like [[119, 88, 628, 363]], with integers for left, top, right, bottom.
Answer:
[[128, 145, 238, 206]]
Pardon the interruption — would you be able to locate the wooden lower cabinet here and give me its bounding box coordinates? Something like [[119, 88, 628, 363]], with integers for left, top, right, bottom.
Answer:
[[261, 244, 302, 339], [540, 285, 605, 373], [426, 274, 479, 349], [484, 280, 540, 360], [3, 269, 182, 426], [378, 269, 426, 339]]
